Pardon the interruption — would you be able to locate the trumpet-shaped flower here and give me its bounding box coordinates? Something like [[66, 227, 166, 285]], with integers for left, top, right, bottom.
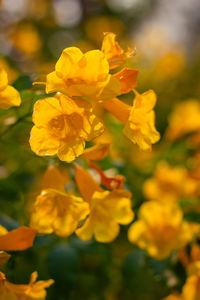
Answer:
[[128, 201, 197, 259], [29, 94, 104, 162], [143, 162, 198, 202], [46, 47, 121, 102], [75, 166, 134, 242], [102, 90, 160, 151], [30, 188, 89, 237], [101, 32, 136, 69], [166, 100, 200, 141], [0, 271, 54, 300], [0, 68, 21, 109]]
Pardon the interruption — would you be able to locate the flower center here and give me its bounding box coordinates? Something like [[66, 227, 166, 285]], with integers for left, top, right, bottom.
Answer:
[[48, 113, 83, 142]]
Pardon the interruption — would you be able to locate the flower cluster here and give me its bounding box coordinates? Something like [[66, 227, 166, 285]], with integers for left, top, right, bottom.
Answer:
[[30, 33, 159, 162]]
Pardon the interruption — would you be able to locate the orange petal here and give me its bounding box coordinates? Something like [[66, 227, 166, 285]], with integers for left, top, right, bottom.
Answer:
[[114, 68, 138, 94], [42, 165, 70, 191], [74, 165, 103, 203], [101, 97, 131, 124], [88, 161, 125, 190], [0, 226, 37, 251], [80, 143, 110, 160]]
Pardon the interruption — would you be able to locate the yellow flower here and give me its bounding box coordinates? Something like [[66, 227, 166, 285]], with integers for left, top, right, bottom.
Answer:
[[0, 271, 54, 300], [30, 188, 89, 237], [0, 225, 37, 251], [10, 23, 42, 56], [75, 166, 134, 242], [143, 162, 198, 202], [166, 100, 200, 141], [163, 294, 182, 300], [46, 47, 121, 102], [29, 94, 104, 162], [128, 201, 197, 259], [182, 261, 200, 300], [0, 68, 21, 109], [102, 90, 160, 151], [153, 51, 185, 81], [101, 32, 136, 69]]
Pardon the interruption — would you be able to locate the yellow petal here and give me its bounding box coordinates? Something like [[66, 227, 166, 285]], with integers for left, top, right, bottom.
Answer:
[[32, 97, 62, 127], [30, 126, 59, 156], [81, 50, 109, 82], [93, 219, 120, 242], [75, 218, 94, 241], [46, 71, 65, 94], [0, 68, 8, 91], [53, 196, 89, 237], [0, 86, 21, 109], [57, 138, 85, 162], [98, 75, 121, 102], [55, 47, 83, 77], [30, 190, 59, 234]]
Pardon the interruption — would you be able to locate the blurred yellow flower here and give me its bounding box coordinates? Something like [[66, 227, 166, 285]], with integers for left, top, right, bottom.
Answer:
[[128, 201, 197, 259], [102, 90, 160, 151], [10, 23, 42, 56], [0, 271, 54, 300], [30, 188, 89, 237], [166, 100, 200, 141], [46, 47, 121, 102], [0, 69, 21, 109], [101, 32, 136, 70], [182, 261, 200, 300], [163, 294, 182, 300], [85, 16, 124, 44], [29, 94, 104, 162], [75, 166, 134, 242], [30, 165, 89, 237], [153, 51, 185, 81], [143, 162, 198, 202]]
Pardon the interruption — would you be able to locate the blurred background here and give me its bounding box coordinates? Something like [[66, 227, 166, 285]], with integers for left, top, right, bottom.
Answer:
[[0, 0, 200, 299]]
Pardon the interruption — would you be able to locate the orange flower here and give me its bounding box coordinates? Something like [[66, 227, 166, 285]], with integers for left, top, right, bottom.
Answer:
[[101, 32, 136, 69], [0, 225, 37, 251], [102, 90, 160, 151], [0, 68, 21, 109], [29, 94, 104, 162], [75, 166, 134, 242], [0, 271, 54, 300]]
